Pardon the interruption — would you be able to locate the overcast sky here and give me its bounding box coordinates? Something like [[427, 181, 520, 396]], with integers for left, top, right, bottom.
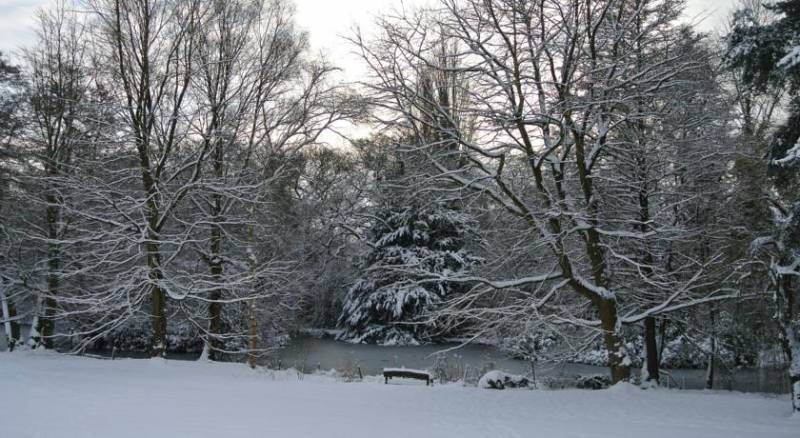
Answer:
[[1, 0, 738, 74], [0, 0, 738, 146]]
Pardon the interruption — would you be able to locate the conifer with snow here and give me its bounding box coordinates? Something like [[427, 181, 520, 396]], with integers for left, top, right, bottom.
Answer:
[[338, 201, 478, 345], [728, 0, 800, 413]]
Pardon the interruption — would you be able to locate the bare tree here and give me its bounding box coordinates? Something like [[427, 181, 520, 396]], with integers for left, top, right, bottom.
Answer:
[[354, 0, 739, 382], [6, 0, 360, 361], [181, 0, 357, 361], [0, 51, 25, 350], [20, 1, 98, 349]]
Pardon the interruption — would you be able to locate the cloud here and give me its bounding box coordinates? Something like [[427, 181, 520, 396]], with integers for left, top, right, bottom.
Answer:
[[0, 0, 735, 63], [0, 0, 48, 56]]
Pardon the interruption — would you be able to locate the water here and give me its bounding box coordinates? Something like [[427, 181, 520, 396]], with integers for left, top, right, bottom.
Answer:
[[277, 337, 791, 394], [277, 336, 598, 376]]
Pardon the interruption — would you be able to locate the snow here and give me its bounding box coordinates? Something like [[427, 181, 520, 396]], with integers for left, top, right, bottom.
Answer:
[[778, 46, 800, 70], [1, 351, 797, 438], [478, 370, 510, 386], [772, 140, 800, 167], [477, 370, 528, 389], [383, 367, 431, 377]]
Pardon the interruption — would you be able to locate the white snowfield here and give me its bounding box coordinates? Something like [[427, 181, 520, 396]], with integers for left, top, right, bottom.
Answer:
[[1, 351, 796, 438]]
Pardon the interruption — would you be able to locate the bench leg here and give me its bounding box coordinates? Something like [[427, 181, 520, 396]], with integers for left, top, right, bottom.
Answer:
[[385, 376, 388, 384]]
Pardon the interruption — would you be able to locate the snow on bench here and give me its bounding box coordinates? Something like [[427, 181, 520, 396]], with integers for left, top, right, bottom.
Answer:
[[382, 367, 432, 386]]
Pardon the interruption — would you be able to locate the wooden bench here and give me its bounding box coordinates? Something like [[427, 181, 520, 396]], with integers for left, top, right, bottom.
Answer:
[[383, 368, 432, 386]]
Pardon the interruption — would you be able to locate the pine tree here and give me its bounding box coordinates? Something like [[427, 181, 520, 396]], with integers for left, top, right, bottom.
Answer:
[[728, 0, 800, 413], [337, 201, 478, 345]]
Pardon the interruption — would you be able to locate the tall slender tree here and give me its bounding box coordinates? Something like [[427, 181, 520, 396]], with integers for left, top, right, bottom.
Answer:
[[22, 2, 97, 349]]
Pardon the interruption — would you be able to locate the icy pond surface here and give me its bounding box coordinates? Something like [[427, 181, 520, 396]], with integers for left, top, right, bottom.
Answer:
[[277, 336, 791, 394]]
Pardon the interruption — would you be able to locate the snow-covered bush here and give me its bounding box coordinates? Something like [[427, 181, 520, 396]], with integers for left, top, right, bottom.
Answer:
[[478, 370, 530, 390]]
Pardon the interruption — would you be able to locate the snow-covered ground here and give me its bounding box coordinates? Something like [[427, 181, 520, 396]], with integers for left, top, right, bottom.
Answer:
[[1, 351, 796, 438]]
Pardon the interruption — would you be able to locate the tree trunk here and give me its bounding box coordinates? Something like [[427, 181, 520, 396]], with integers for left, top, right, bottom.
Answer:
[[29, 293, 57, 350], [641, 316, 659, 386], [207, 263, 223, 361], [776, 272, 799, 413], [147, 243, 167, 358], [705, 346, 715, 390], [247, 298, 257, 369], [657, 319, 668, 362], [599, 299, 630, 383], [40, 202, 61, 350], [787, 325, 799, 414], [8, 298, 19, 350], [0, 287, 20, 351], [207, 296, 222, 360], [141, 161, 166, 358], [706, 305, 716, 390], [246, 222, 258, 369], [42, 247, 59, 349], [151, 286, 166, 358], [206, 192, 224, 361], [39, 297, 56, 350]]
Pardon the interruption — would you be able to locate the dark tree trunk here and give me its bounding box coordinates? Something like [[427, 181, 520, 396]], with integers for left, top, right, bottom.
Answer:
[[657, 318, 668, 363], [776, 272, 799, 413], [599, 299, 630, 383], [150, 285, 167, 357], [246, 223, 258, 369], [705, 304, 716, 390], [39, 297, 57, 350], [206, 156, 224, 360], [643, 316, 659, 385], [8, 299, 19, 349], [40, 198, 61, 349], [207, 296, 222, 360], [147, 242, 167, 358], [206, 203, 223, 361]]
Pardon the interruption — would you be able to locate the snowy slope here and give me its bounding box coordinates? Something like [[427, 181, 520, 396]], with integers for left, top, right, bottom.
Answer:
[[0, 351, 795, 438]]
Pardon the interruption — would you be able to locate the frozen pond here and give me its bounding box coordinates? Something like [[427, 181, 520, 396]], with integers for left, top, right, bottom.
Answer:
[[277, 336, 791, 394], [277, 336, 598, 377]]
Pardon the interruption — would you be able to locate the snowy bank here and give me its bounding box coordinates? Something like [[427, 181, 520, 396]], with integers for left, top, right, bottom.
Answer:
[[0, 351, 796, 438]]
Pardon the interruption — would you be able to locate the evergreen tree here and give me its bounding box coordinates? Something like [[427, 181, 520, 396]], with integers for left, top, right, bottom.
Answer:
[[729, 0, 800, 167], [728, 0, 800, 413], [338, 39, 477, 345], [338, 200, 478, 345]]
